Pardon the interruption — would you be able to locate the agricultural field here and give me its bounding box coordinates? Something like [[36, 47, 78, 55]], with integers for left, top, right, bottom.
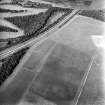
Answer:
[[0, 0, 105, 105], [0, 47, 29, 86], [80, 9, 105, 21]]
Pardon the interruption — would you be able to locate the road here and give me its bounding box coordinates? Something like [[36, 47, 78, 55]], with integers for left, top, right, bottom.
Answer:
[[0, 9, 80, 60]]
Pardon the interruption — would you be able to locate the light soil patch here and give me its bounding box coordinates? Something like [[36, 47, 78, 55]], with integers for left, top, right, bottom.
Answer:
[[49, 15, 104, 55]]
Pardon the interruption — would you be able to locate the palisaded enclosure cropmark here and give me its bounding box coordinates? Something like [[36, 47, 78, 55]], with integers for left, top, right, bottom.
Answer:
[[22, 43, 93, 105]]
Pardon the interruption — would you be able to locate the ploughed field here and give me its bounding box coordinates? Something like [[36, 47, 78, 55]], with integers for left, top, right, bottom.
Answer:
[[0, 47, 29, 86], [79, 9, 105, 22]]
